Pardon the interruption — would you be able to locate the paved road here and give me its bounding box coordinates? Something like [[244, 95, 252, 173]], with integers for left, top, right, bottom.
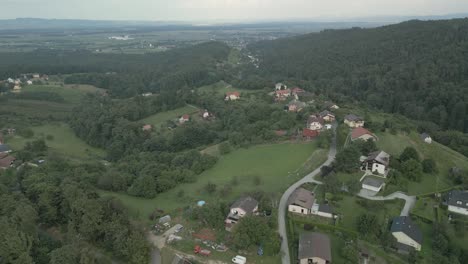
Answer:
[[278, 124, 337, 264], [358, 191, 416, 216]]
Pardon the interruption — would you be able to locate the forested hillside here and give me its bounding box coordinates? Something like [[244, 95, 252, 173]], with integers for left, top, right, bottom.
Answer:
[[248, 19, 468, 133], [0, 41, 230, 97]]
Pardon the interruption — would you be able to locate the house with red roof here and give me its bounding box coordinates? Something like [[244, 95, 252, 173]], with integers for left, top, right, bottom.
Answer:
[[225, 92, 240, 101], [351, 127, 377, 141], [303, 129, 319, 140], [275, 89, 291, 100], [179, 114, 190, 124]]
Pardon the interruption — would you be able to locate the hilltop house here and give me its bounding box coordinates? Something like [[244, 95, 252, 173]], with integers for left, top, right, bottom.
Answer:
[[391, 216, 422, 252], [179, 114, 190, 124], [351, 127, 377, 141], [225, 197, 258, 231], [307, 115, 324, 131], [275, 83, 288, 90], [288, 188, 315, 215], [361, 151, 390, 176], [225, 92, 240, 101], [445, 190, 468, 216], [420, 133, 432, 144], [319, 110, 335, 122], [344, 114, 365, 128], [298, 232, 332, 264], [0, 153, 15, 170], [287, 100, 306, 112]]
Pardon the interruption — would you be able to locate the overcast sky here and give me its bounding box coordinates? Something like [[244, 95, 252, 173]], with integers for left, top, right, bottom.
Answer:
[[3, 0, 468, 21]]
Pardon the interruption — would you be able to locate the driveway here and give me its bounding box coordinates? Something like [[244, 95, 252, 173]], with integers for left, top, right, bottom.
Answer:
[[358, 190, 416, 216], [278, 123, 337, 264]]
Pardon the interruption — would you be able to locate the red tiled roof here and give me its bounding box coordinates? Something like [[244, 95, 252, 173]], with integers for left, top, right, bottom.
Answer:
[[292, 87, 304, 94], [351, 127, 374, 140], [303, 129, 319, 138], [276, 89, 291, 95], [226, 92, 240, 97]]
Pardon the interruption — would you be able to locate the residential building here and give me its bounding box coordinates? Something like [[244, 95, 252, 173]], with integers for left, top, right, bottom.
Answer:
[[12, 85, 22, 93], [225, 92, 240, 101], [27, 80, 33, 85], [276, 89, 291, 100], [445, 190, 468, 216], [344, 114, 365, 128], [351, 127, 377, 141], [319, 110, 335, 122], [324, 124, 332, 130], [298, 232, 332, 264], [0, 153, 15, 169], [324, 102, 339, 110], [307, 115, 324, 131], [225, 197, 258, 231], [311, 203, 334, 219], [291, 87, 305, 95], [142, 124, 152, 131], [288, 188, 315, 215], [287, 100, 306, 112], [179, 114, 190, 124], [391, 216, 422, 252], [275, 83, 288, 90], [361, 176, 385, 193], [302, 129, 319, 140], [420, 133, 432, 144], [362, 151, 390, 176], [142, 92, 153, 97]]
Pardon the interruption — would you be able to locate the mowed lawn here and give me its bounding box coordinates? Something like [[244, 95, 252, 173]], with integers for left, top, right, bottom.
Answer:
[[100, 142, 325, 219], [139, 105, 199, 127], [376, 132, 468, 195], [7, 123, 106, 161]]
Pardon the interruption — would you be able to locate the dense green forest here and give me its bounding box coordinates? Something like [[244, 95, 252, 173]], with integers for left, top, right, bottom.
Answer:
[[247, 19, 468, 133]]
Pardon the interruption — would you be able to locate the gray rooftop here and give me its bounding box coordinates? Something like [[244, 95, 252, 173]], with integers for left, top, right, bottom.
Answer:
[[390, 216, 422, 244], [298, 232, 332, 261], [420, 133, 431, 140], [289, 188, 315, 209], [362, 177, 385, 188], [318, 204, 333, 214], [344, 114, 363, 122], [231, 196, 258, 213], [366, 151, 390, 167], [446, 190, 468, 209]]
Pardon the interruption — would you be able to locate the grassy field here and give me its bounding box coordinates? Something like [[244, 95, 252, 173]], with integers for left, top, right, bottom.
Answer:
[[7, 123, 105, 161], [376, 131, 468, 195], [100, 142, 326, 220], [22, 84, 103, 104], [0, 99, 72, 119], [197, 81, 262, 96], [140, 105, 199, 128]]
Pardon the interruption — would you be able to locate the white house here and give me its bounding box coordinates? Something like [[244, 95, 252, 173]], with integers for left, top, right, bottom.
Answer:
[[225, 92, 240, 101], [275, 82, 287, 90], [307, 115, 324, 131], [288, 188, 315, 215], [225, 197, 258, 231], [362, 151, 390, 176], [446, 190, 468, 216], [420, 133, 432, 144], [391, 216, 422, 252], [361, 176, 385, 193], [26, 80, 33, 85]]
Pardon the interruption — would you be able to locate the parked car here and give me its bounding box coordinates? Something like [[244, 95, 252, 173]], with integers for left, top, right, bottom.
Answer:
[[232, 255, 246, 264]]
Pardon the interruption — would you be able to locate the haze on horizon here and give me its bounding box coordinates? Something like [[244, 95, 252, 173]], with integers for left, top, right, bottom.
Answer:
[[2, 0, 468, 21]]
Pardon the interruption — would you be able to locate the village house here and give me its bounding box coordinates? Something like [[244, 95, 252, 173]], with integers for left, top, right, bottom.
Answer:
[[298, 232, 332, 264], [324, 124, 332, 130], [307, 115, 324, 131], [225, 196, 258, 231], [142, 124, 152, 131], [7, 78, 14, 83], [351, 127, 377, 142], [302, 128, 319, 140], [291, 87, 305, 95], [202, 110, 213, 120], [26, 80, 33, 85], [445, 190, 468, 216], [141, 92, 153, 97], [275, 82, 288, 90], [311, 203, 334, 219], [391, 216, 422, 252], [32, 73, 40, 79], [225, 91, 240, 101], [0, 153, 15, 170], [275, 89, 291, 100], [319, 110, 335, 122], [288, 188, 315, 215], [0, 144, 12, 154], [361, 150, 390, 176], [287, 100, 306, 112], [12, 84, 22, 93], [179, 114, 190, 124], [420, 133, 432, 144], [361, 176, 385, 193], [324, 102, 339, 110], [344, 114, 365, 128]]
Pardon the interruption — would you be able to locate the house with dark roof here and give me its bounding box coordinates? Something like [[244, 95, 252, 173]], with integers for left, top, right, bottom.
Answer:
[[225, 196, 258, 231], [420, 133, 432, 144], [298, 232, 332, 264], [311, 203, 334, 219], [344, 114, 365, 128], [288, 188, 315, 215], [319, 110, 335, 122], [361, 176, 385, 193], [0, 144, 12, 154], [287, 100, 307, 112], [445, 190, 468, 216], [351, 127, 377, 142], [361, 151, 390, 176], [391, 216, 422, 252], [0, 153, 15, 169]]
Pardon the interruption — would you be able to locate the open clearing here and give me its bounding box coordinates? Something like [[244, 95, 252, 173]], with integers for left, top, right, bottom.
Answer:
[[100, 142, 326, 220], [376, 131, 468, 195], [7, 123, 106, 161], [140, 105, 199, 128], [22, 84, 103, 104]]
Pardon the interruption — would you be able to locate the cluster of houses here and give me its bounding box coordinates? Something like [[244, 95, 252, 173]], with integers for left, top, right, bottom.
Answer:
[[2, 73, 48, 94], [224, 196, 259, 231], [302, 109, 336, 140]]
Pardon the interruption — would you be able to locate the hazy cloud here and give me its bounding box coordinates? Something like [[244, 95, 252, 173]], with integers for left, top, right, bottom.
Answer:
[[2, 0, 468, 21]]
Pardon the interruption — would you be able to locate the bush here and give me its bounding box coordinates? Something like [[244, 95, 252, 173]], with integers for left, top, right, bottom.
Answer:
[[422, 159, 437, 174], [218, 142, 232, 155], [204, 182, 217, 194], [46, 135, 54, 141]]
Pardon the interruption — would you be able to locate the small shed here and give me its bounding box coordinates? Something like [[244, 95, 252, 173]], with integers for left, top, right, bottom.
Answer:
[[159, 215, 171, 224]]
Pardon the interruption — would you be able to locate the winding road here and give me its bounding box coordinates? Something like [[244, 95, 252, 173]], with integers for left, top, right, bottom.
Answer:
[[277, 124, 416, 264]]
